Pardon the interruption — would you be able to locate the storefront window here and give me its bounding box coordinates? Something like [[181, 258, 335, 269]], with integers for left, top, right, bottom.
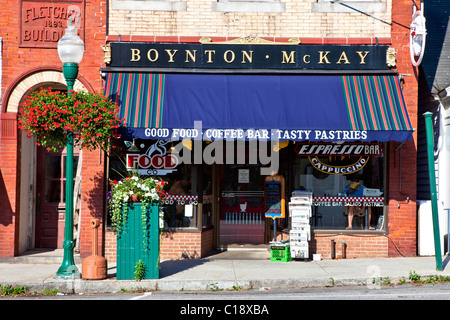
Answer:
[[107, 138, 213, 230], [292, 142, 385, 231], [161, 165, 198, 228]]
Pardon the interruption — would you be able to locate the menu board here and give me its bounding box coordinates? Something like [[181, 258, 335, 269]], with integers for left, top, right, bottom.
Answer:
[[265, 174, 285, 219]]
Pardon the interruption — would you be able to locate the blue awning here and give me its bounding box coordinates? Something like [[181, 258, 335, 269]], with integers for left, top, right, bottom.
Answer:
[[105, 73, 414, 142]]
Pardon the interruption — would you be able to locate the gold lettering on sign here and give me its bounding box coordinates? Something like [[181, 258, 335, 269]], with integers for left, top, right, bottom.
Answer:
[[303, 54, 310, 64], [281, 51, 295, 64], [165, 49, 178, 62], [185, 50, 197, 63], [318, 51, 331, 64], [356, 51, 369, 64], [121, 43, 379, 69], [130, 48, 141, 61], [336, 52, 350, 64], [205, 50, 216, 63], [242, 51, 253, 64], [147, 49, 159, 62], [224, 50, 235, 63]]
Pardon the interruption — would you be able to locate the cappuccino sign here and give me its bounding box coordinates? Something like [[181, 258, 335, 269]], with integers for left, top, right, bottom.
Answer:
[[295, 143, 383, 175]]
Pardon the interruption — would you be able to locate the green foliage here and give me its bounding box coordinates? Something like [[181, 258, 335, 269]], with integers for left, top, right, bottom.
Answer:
[[409, 270, 421, 283], [42, 288, 60, 295], [18, 87, 122, 152], [108, 175, 165, 235], [0, 284, 28, 296], [134, 260, 147, 281]]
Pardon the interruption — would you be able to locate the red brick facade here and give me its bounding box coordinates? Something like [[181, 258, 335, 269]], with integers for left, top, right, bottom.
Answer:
[[0, 0, 107, 258], [0, 113, 18, 257], [0, 0, 419, 260], [388, 0, 419, 257]]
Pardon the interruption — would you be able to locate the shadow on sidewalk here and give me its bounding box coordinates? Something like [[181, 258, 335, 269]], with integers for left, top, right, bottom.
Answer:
[[160, 259, 208, 278]]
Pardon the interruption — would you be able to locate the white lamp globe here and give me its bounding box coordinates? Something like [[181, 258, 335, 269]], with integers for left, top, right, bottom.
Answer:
[[57, 22, 84, 64]]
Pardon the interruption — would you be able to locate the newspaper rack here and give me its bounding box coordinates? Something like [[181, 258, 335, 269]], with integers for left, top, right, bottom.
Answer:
[[289, 190, 313, 259]]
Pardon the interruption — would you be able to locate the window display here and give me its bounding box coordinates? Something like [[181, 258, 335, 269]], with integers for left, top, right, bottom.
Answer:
[[292, 142, 385, 231], [108, 138, 214, 230]]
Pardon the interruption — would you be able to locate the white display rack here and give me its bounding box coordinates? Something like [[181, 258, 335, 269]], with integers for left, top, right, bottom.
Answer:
[[289, 191, 313, 259]]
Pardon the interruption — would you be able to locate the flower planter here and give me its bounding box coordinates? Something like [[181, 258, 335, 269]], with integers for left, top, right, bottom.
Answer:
[[116, 203, 160, 280]]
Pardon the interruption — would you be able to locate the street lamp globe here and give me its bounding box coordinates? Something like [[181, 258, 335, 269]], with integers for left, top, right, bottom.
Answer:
[[57, 22, 84, 64]]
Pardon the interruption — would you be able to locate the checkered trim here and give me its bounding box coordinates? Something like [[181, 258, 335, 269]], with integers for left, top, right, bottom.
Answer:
[[165, 195, 198, 201], [313, 197, 384, 203]]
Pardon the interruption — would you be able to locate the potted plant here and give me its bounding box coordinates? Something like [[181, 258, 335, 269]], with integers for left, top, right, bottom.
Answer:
[[108, 174, 166, 280], [18, 87, 122, 152], [108, 175, 166, 236]]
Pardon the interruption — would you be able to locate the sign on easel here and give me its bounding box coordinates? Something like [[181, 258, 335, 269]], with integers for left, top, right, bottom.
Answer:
[[264, 174, 285, 219]]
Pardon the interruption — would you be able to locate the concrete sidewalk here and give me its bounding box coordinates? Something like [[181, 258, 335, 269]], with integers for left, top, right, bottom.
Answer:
[[1, 249, 450, 294]]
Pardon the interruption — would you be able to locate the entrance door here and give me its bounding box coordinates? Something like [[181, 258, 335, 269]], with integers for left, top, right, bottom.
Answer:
[[35, 147, 79, 248], [219, 164, 265, 246]]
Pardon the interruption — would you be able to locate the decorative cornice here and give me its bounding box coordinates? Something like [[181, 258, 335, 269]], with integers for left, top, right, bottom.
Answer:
[[105, 35, 392, 46], [199, 36, 300, 45]]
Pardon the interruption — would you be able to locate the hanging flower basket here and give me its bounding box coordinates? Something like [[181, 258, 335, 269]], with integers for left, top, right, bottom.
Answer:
[[18, 87, 123, 152]]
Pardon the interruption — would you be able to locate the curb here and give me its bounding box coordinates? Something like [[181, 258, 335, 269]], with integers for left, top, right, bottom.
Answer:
[[8, 278, 365, 295]]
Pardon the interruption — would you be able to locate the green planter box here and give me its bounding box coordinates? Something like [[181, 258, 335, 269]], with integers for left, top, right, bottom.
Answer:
[[117, 203, 160, 280]]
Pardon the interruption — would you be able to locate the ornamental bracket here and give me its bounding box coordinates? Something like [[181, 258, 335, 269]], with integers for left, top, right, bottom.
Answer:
[[102, 44, 111, 65], [386, 47, 396, 68]]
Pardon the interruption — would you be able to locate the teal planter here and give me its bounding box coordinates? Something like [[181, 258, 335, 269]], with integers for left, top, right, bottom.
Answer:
[[116, 203, 160, 280]]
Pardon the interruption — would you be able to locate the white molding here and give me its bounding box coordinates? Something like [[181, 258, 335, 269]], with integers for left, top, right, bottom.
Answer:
[[112, 0, 187, 11], [212, 0, 285, 13]]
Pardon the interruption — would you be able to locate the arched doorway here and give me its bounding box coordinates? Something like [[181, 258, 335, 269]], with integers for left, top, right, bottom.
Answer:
[[4, 69, 88, 252]]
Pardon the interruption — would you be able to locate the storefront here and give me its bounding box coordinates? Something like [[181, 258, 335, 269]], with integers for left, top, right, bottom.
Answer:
[[101, 39, 414, 260]]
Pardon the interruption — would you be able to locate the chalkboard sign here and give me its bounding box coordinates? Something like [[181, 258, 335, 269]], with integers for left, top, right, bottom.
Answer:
[[265, 174, 285, 219]]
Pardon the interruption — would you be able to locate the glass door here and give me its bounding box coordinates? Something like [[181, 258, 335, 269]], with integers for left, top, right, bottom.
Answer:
[[219, 164, 265, 245]]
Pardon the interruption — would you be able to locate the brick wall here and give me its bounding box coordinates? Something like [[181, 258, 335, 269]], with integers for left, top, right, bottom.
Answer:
[[160, 230, 203, 260], [0, 0, 107, 257], [104, 230, 117, 262], [79, 148, 106, 258], [108, 0, 391, 38], [1, 1, 107, 107], [311, 234, 389, 259], [387, 0, 419, 257], [0, 114, 19, 257]]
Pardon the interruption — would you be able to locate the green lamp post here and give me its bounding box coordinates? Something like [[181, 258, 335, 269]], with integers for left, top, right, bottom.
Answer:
[[55, 20, 84, 280]]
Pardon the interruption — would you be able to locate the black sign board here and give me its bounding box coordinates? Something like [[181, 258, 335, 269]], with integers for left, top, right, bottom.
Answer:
[[265, 175, 285, 219], [108, 42, 390, 71]]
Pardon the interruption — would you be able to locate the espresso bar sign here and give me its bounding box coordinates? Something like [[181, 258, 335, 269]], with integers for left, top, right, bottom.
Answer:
[[295, 142, 383, 157], [109, 42, 390, 71], [20, 0, 85, 48]]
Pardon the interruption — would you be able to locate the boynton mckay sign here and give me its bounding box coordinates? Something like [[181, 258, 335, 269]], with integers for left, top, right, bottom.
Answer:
[[108, 42, 390, 71]]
